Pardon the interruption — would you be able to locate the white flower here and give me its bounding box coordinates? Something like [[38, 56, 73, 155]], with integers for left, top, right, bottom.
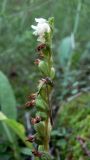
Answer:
[[31, 18, 50, 43], [35, 18, 47, 23]]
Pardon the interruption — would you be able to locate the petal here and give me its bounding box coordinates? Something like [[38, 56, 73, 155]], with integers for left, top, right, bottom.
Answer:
[[33, 31, 38, 36], [37, 36, 45, 43], [35, 18, 46, 23], [31, 25, 37, 30], [38, 23, 50, 33], [44, 23, 50, 32]]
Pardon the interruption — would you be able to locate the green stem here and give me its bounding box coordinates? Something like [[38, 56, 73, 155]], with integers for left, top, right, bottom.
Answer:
[[44, 118, 49, 151], [73, 0, 82, 35], [35, 157, 39, 160], [43, 44, 53, 151], [43, 86, 50, 151], [48, 48, 52, 76], [44, 84, 52, 151]]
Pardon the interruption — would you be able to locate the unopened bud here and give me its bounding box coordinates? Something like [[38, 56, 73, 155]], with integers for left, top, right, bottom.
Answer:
[[32, 150, 42, 157], [28, 93, 37, 100], [34, 59, 40, 65], [37, 44, 46, 52], [26, 135, 35, 142], [45, 77, 54, 87], [31, 116, 41, 125], [31, 118, 36, 125], [25, 100, 35, 108], [36, 116, 41, 123]]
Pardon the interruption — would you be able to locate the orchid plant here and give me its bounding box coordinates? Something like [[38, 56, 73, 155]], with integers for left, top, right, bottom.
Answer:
[[25, 17, 55, 159]]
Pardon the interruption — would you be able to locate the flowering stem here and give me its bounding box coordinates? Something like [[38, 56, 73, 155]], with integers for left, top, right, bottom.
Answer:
[[44, 88, 50, 151], [29, 17, 55, 159], [44, 118, 49, 151]]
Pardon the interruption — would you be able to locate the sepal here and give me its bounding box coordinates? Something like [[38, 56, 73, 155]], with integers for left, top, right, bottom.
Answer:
[[38, 61, 49, 76], [40, 152, 52, 160], [34, 121, 45, 138], [35, 96, 48, 112], [36, 111, 48, 121], [50, 67, 55, 79]]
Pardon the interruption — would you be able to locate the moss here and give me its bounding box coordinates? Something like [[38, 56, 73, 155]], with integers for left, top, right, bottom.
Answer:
[[55, 93, 90, 160]]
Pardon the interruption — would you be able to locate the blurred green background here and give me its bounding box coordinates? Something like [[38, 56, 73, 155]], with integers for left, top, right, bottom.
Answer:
[[0, 0, 90, 105], [0, 1, 90, 159]]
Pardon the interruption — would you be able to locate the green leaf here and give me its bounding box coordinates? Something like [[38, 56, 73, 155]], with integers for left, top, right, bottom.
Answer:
[[0, 112, 33, 149], [0, 112, 14, 143], [58, 33, 75, 69], [0, 112, 7, 120], [0, 112, 21, 159], [0, 154, 10, 160], [0, 71, 17, 119], [5, 119, 26, 141], [20, 147, 32, 156], [6, 119, 33, 149]]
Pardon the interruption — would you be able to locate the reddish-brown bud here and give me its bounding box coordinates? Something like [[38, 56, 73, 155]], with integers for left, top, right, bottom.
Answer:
[[37, 44, 46, 52], [36, 116, 41, 123], [32, 150, 42, 157], [31, 118, 36, 125], [26, 135, 35, 142], [31, 116, 41, 125], [34, 59, 40, 65], [45, 77, 54, 87], [25, 100, 35, 108], [28, 93, 37, 100]]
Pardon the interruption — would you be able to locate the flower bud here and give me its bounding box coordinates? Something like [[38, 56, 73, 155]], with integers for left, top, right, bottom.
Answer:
[[26, 135, 35, 142], [28, 93, 37, 100], [37, 44, 46, 52], [25, 100, 35, 108], [31, 116, 41, 125], [32, 150, 42, 157], [34, 59, 40, 65], [31, 118, 36, 125], [36, 116, 41, 123], [45, 77, 54, 87]]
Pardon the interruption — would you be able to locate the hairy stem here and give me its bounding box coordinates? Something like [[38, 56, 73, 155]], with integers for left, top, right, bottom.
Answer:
[[44, 118, 49, 151], [44, 84, 52, 151]]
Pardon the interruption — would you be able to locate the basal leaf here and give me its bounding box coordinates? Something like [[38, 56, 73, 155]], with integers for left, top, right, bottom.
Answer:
[[0, 112, 33, 149], [58, 33, 75, 69], [0, 71, 17, 119]]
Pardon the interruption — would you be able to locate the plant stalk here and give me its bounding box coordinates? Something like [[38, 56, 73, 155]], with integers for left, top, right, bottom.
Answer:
[[44, 118, 49, 151]]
